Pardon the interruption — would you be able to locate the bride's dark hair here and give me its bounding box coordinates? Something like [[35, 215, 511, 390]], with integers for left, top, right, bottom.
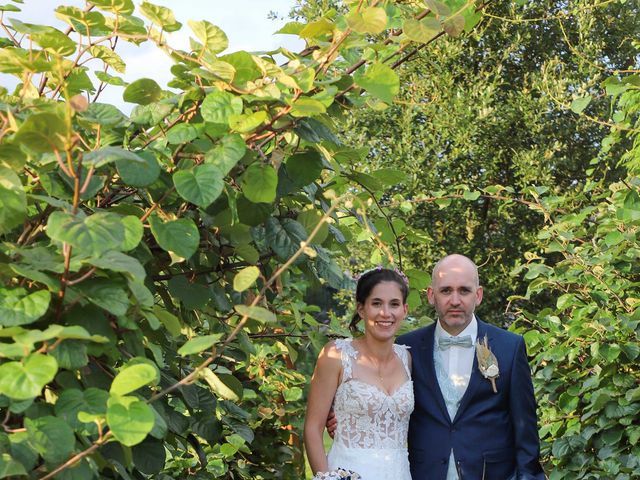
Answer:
[[349, 267, 409, 333]]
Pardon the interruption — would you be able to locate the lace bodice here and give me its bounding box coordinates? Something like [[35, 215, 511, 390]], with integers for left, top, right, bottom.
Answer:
[[332, 338, 414, 449]]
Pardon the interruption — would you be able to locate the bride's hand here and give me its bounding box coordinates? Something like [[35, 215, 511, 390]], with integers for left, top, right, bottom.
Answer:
[[325, 409, 337, 439]]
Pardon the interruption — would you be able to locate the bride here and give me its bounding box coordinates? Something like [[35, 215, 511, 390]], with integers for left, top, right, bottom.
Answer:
[[304, 268, 413, 480]]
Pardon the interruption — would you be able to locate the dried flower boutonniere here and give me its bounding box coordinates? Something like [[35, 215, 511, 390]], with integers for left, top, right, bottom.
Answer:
[[476, 335, 499, 393]]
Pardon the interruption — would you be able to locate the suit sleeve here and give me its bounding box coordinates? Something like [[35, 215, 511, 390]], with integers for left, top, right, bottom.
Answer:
[[509, 337, 546, 480]]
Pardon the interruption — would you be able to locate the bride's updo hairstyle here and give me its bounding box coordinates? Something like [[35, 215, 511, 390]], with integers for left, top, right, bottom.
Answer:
[[349, 267, 409, 333]]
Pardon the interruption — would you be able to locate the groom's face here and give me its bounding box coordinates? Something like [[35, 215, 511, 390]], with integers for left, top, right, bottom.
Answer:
[[427, 257, 483, 336]]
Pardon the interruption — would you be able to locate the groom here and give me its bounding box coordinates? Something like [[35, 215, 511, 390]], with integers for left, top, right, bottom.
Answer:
[[397, 254, 545, 479]]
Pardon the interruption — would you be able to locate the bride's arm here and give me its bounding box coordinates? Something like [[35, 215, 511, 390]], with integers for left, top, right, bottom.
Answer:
[[304, 341, 341, 474]]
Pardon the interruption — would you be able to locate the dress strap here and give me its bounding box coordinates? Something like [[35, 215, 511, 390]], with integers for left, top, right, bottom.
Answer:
[[393, 344, 412, 378], [334, 338, 357, 383]]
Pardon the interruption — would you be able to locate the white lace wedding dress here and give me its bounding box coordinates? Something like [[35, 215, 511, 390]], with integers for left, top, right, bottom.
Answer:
[[327, 338, 414, 480]]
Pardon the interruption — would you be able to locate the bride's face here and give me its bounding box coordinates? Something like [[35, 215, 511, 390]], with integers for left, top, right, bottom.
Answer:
[[357, 281, 408, 341]]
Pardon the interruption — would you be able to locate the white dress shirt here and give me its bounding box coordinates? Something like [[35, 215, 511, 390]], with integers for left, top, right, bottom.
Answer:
[[435, 315, 478, 396]]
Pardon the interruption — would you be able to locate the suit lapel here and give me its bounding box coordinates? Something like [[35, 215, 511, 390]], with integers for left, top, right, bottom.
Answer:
[[421, 324, 450, 423], [453, 319, 489, 423]]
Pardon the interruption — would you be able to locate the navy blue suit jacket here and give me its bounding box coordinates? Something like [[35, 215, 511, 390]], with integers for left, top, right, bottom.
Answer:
[[397, 319, 545, 480]]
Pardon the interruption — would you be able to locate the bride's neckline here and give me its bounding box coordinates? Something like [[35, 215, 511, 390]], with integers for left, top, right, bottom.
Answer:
[[343, 377, 413, 398]]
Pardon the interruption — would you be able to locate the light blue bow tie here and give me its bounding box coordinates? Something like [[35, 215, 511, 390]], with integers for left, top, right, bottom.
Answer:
[[438, 335, 473, 350]]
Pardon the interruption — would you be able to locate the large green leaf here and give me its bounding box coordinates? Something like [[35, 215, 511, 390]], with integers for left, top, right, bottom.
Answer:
[[0, 453, 27, 477], [200, 90, 243, 124], [50, 340, 88, 369], [205, 134, 246, 175], [106, 398, 155, 447], [0, 288, 51, 327], [87, 251, 146, 281], [121, 215, 144, 251], [116, 150, 161, 187], [54, 388, 108, 432], [285, 150, 323, 187], [218, 51, 261, 85], [201, 370, 242, 401], [241, 163, 277, 204], [139, 1, 181, 32], [46, 211, 125, 256], [0, 167, 27, 235], [13, 112, 68, 152], [84, 146, 145, 169], [235, 305, 276, 324], [89, 0, 134, 14], [78, 279, 130, 317], [148, 216, 200, 260], [289, 98, 326, 118], [233, 266, 260, 292], [25, 416, 75, 464], [403, 17, 441, 43], [353, 63, 400, 104], [132, 437, 166, 474], [123, 78, 162, 105], [229, 111, 267, 133], [265, 217, 308, 261], [0, 354, 57, 400], [346, 6, 387, 34], [189, 20, 228, 55], [173, 164, 224, 208], [110, 364, 158, 396], [177, 333, 223, 356]]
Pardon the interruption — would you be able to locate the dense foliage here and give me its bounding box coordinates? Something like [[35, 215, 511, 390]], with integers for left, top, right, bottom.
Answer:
[[0, 0, 486, 478]]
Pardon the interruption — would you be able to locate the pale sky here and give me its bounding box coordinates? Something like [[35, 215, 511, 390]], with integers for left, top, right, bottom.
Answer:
[[1, 0, 304, 109]]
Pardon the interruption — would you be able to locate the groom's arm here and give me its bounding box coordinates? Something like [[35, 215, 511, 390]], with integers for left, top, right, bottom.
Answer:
[[509, 337, 546, 480]]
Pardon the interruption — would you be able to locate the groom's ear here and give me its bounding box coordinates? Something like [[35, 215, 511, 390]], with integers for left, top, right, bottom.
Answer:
[[426, 286, 435, 305]]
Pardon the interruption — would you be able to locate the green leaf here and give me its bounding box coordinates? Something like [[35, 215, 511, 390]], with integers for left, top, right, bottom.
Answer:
[[229, 110, 268, 133], [87, 251, 146, 281], [241, 163, 277, 204], [106, 398, 155, 447], [290, 98, 326, 118], [152, 306, 182, 338], [463, 190, 482, 201], [88, 0, 134, 14], [235, 305, 276, 324], [298, 18, 334, 39], [297, 209, 329, 244], [121, 215, 144, 251], [218, 51, 261, 85], [369, 167, 409, 186], [80, 102, 128, 127], [79, 279, 130, 317], [25, 416, 75, 464], [353, 63, 400, 104], [54, 388, 108, 432], [0, 354, 57, 400], [139, 1, 181, 32], [123, 78, 162, 105], [233, 266, 260, 292], [188, 20, 228, 55], [84, 146, 145, 169], [201, 369, 242, 401], [205, 134, 246, 176], [346, 6, 388, 34], [403, 17, 441, 43], [50, 340, 88, 369], [46, 211, 125, 256], [148, 216, 200, 260], [111, 364, 158, 396], [442, 14, 465, 37], [89, 45, 125, 73], [132, 437, 166, 474], [116, 150, 161, 187], [0, 288, 51, 327], [571, 95, 592, 114], [265, 218, 308, 261], [0, 453, 27, 477], [173, 164, 224, 208], [13, 112, 67, 152], [177, 334, 223, 356], [201, 90, 243, 124], [0, 166, 27, 235], [166, 123, 198, 144], [167, 275, 211, 309]]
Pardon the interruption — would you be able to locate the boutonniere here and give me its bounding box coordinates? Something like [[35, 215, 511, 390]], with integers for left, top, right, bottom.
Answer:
[[476, 335, 499, 393]]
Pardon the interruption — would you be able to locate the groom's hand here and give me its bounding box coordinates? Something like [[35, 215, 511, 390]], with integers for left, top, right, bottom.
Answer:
[[325, 409, 337, 439]]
